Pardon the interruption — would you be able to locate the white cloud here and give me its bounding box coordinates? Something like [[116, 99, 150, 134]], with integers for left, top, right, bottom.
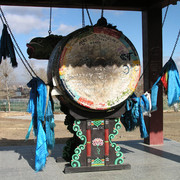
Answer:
[[0, 6, 48, 34], [0, 7, 80, 36], [5, 14, 48, 34], [55, 24, 80, 35], [2, 6, 43, 17]]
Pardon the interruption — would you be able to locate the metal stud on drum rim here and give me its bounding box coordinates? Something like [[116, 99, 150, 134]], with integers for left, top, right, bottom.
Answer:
[[50, 26, 141, 111]]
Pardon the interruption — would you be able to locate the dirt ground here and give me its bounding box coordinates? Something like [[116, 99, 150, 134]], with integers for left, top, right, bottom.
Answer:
[[0, 111, 180, 146]]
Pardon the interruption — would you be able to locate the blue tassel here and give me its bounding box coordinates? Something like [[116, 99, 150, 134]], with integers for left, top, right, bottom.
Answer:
[[26, 77, 52, 172], [167, 59, 180, 106], [139, 98, 148, 138], [0, 24, 17, 67], [151, 82, 159, 111], [25, 119, 33, 140], [45, 100, 55, 150], [35, 120, 48, 172], [150, 58, 180, 110], [121, 95, 148, 138], [141, 94, 150, 113]]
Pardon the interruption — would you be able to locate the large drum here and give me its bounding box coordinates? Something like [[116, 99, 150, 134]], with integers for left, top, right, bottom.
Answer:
[[48, 26, 141, 112]]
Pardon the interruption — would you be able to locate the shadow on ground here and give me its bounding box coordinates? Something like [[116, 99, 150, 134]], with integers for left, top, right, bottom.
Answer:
[[0, 138, 69, 170], [0, 137, 70, 147], [0, 139, 180, 171], [119, 139, 180, 163]]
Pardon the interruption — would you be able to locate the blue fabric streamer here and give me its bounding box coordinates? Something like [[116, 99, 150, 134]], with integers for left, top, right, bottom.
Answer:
[[121, 58, 180, 138], [26, 77, 51, 171], [26, 78, 38, 137], [151, 76, 161, 111], [167, 59, 180, 106], [35, 119, 48, 172], [150, 59, 171, 111], [141, 94, 150, 113], [121, 98, 139, 132], [135, 97, 148, 138], [0, 24, 17, 67], [45, 100, 55, 150], [121, 94, 148, 138], [25, 119, 33, 140], [151, 58, 180, 110], [139, 106, 148, 138], [139, 97, 149, 138]]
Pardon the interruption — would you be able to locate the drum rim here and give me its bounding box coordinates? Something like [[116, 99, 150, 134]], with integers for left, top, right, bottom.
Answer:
[[52, 26, 140, 112]]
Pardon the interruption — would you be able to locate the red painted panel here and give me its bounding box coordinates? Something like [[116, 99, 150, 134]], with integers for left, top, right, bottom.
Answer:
[[104, 129, 109, 156], [86, 129, 91, 157]]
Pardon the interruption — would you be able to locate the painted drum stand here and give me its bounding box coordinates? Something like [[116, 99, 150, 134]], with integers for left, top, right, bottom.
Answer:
[[48, 25, 140, 173], [59, 103, 131, 173]]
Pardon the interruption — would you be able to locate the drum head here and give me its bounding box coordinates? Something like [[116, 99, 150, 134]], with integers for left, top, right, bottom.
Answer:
[[56, 26, 140, 111]]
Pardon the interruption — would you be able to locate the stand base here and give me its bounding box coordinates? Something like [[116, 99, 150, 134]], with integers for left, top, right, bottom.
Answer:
[[56, 157, 66, 163], [64, 164, 131, 174]]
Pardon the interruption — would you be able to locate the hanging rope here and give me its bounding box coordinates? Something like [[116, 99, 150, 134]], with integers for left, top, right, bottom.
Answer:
[[139, 60, 148, 81], [101, 7, 104, 18], [162, 0, 170, 27], [170, 29, 180, 58], [82, 1, 85, 27], [48, 6, 52, 35], [85, 8, 93, 26], [0, 6, 38, 78], [0, 12, 4, 24], [101, 0, 105, 18], [101, 9, 104, 18], [83, 0, 93, 26], [12, 39, 34, 77]]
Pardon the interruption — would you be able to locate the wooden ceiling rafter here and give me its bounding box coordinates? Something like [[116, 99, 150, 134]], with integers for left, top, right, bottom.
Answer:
[[0, 0, 179, 11]]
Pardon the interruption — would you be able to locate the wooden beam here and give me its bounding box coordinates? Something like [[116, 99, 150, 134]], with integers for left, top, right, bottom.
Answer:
[[0, 0, 179, 11], [142, 8, 163, 145], [0, 0, 146, 11]]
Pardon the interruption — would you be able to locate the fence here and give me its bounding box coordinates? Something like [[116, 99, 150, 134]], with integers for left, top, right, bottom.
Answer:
[[0, 97, 178, 112], [0, 98, 61, 112]]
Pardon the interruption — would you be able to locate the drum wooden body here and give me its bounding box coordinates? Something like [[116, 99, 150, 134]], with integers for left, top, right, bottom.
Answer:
[[48, 26, 140, 111]]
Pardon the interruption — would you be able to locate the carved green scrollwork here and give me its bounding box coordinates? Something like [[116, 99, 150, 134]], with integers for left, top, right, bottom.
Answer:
[[109, 118, 124, 165], [71, 120, 87, 167]]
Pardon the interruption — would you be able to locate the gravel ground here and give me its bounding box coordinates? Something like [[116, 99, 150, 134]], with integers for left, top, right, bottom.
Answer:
[[0, 111, 179, 146]]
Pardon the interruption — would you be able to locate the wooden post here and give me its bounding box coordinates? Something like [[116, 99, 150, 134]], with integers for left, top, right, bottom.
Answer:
[[142, 7, 163, 145]]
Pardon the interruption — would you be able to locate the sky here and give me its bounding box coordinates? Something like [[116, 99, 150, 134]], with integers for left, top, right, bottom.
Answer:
[[0, 2, 179, 84]]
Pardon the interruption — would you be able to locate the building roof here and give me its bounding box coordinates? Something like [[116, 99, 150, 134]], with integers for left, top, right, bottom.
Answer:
[[0, 0, 179, 11]]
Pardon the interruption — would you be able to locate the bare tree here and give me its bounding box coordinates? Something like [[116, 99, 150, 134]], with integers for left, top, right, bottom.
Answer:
[[0, 59, 16, 111], [28, 60, 48, 83], [27, 60, 47, 83], [36, 68, 47, 83]]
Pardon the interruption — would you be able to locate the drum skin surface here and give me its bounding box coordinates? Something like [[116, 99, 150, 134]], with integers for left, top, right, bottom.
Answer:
[[49, 26, 141, 111]]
